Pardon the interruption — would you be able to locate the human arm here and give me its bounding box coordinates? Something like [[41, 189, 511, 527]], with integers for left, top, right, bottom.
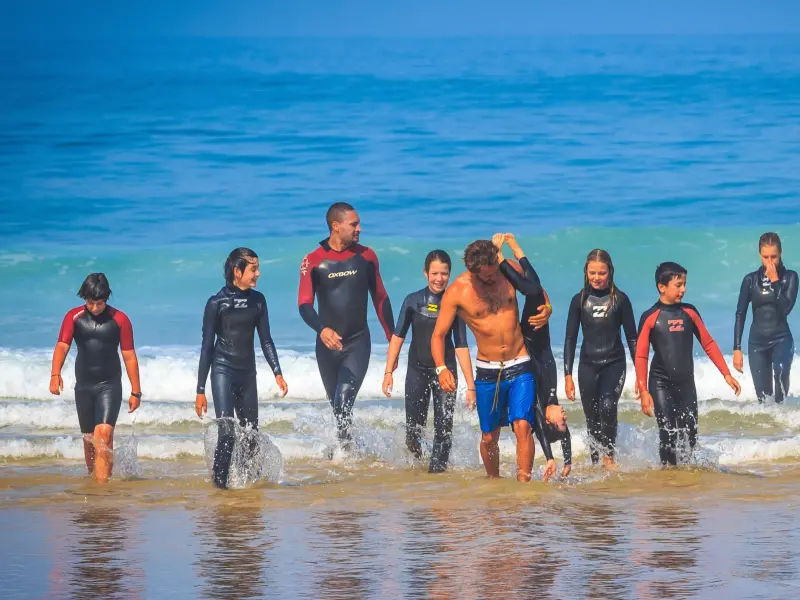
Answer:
[[257, 297, 287, 397], [453, 315, 475, 408], [432, 287, 459, 393], [686, 306, 741, 396], [299, 254, 342, 350], [774, 270, 798, 318], [383, 295, 414, 396], [121, 350, 141, 412], [49, 342, 70, 395], [365, 248, 394, 342], [635, 310, 657, 416], [619, 293, 640, 397], [563, 293, 582, 401], [527, 287, 553, 331], [733, 275, 751, 372], [195, 297, 217, 417]]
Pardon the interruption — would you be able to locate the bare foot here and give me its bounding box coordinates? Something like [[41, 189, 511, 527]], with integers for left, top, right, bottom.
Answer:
[[561, 464, 572, 478], [603, 456, 618, 471]]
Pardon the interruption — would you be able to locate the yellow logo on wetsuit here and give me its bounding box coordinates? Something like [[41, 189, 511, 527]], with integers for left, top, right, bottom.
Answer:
[[428, 304, 439, 312]]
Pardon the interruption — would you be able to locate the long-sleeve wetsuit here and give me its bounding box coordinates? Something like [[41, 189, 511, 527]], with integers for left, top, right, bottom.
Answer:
[[499, 258, 571, 465], [734, 265, 798, 403], [636, 302, 730, 465], [298, 239, 394, 444], [58, 305, 134, 433], [197, 285, 282, 488], [564, 288, 637, 462], [394, 286, 468, 472]]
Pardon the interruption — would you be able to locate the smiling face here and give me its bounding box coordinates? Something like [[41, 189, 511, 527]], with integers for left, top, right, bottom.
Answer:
[[332, 210, 361, 246], [586, 260, 610, 291], [426, 259, 451, 294], [234, 258, 260, 289]]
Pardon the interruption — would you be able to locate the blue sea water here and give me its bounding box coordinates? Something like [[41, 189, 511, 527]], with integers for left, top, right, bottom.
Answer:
[[1, 35, 799, 408]]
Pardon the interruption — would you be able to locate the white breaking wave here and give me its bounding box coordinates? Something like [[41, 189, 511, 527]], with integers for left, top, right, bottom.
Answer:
[[1, 346, 798, 403]]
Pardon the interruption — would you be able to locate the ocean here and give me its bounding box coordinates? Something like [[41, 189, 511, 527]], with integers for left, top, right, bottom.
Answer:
[[1, 35, 800, 598]]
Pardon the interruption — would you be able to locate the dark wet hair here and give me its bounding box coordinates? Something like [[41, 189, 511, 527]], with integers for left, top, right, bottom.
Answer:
[[582, 248, 617, 310], [424, 249, 452, 272], [78, 273, 111, 301], [326, 202, 356, 231], [224, 247, 258, 285], [463, 240, 499, 273], [655, 262, 687, 287]]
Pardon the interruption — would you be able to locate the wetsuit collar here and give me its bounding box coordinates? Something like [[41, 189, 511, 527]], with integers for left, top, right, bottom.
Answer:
[[320, 237, 358, 253], [226, 283, 251, 295], [425, 286, 444, 300], [585, 286, 610, 298]]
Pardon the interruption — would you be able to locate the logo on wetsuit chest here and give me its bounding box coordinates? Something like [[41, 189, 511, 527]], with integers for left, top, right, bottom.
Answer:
[[234, 298, 248, 309], [592, 305, 609, 318], [328, 270, 358, 279], [427, 303, 439, 312], [668, 319, 684, 332], [760, 277, 774, 295]]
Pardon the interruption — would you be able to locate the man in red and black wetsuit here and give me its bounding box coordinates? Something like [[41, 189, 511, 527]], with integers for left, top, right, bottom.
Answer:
[[635, 262, 741, 466], [298, 202, 394, 447], [49, 273, 142, 483]]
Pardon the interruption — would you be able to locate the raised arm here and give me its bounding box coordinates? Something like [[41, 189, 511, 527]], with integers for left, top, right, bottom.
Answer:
[[364, 248, 394, 341], [498, 258, 543, 297]]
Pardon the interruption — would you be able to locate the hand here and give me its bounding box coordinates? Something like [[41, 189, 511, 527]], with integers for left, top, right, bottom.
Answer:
[[564, 375, 576, 401], [504, 233, 524, 259], [640, 390, 654, 417], [733, 350, 744, 374], [49, 374, 63, 396], [275, 374, 289, 398], [542, 459, 557, 483], [320, 327, 343, 351], [465, 388, 477, 411], [491, 233, 506, 261], [634, 379, 640, 400], [128, 394, 141, 413], [528, 303, 552, 330], [195, 393, 208, 418], [764, 260, 779, 283], [545, 404, 567, 427], [561, 464, 572, 478], [438, 368, 456, 393], [382, 372, 393, 398], [725, 374, 742, 396]]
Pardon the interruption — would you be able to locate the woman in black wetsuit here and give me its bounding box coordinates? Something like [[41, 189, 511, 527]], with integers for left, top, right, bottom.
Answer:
[[195, 247, 289, 488], [382, 250, 475, 473], [563, 249, 637, 469], [733, 232, 798, 403]]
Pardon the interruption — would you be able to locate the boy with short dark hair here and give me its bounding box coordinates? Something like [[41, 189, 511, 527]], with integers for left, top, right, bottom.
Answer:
[[635, 262, 741, 465]]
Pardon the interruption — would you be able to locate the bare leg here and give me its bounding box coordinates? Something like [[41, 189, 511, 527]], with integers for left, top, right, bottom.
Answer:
[[93, 424, 114, 483], [480, 429, 501, 478], [512, 420, 534, 482], [82, 434, 96, 474]]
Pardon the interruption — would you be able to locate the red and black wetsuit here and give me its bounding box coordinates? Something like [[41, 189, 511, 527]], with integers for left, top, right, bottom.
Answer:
[[734, 265, 797, 403], [394, 286, 467, 472], [298, 239, 394, 443], [564, 288, 637, 463], [57, 305, 134, 433], [197, 285, 283, 488], [636, 302, 731, 465]]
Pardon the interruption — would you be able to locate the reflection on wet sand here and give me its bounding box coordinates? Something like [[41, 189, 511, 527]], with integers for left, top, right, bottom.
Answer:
[[193, 499, 276, 599]]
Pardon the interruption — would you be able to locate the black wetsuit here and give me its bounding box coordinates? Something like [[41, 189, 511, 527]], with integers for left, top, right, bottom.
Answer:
[[197, 285, 282, 488], [564, 288, 637, 463], [58, 305, 134, 433], [298, 239, 394, 444], [499, 258, 572, 466], [636, 302, 730, 465], [734, 265, 798, 403], [394, 286, 468, 472]]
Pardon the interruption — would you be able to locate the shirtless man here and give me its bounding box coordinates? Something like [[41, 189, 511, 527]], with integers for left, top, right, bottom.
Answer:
[[432, 237, 557, 482]]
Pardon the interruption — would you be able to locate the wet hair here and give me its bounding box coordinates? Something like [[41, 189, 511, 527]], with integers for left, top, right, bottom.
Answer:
[[655, 262, 687, 288], [424, 249, 452, 273], [759, 232, 783, 267], [326, 202, 356, 231], [463, 240, 499, 273], [224, 247, 258, 285], [582, 248, 617, 310], [77, 273, 111, 301]]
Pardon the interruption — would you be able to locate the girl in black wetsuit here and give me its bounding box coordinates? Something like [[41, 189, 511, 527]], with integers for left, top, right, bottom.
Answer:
[[733, 232, 798, 403], [382, 250, 475, 473], [195, 248, 289, 488], [563, 249, 637, 468]]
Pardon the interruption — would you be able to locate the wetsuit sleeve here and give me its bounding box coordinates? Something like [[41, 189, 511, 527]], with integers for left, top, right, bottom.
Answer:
[[57, 309, 79, 345], [298, 253, 324, 334], [733, 274, 751, 351], [393, 294, 414, 338], [533, 403, 554, 461], [256, 297, 283, 376], [635, 309, 659, 392], [561, 430, 572, 466], [112, 310, 135, 351], [197, 297, 217, 394], [774, 270, 799, 318], [364, 248, 394, 341], [685, 306, 731, 377], [563, 293, 582, 376], [498, 258, 542, 297], [619, 293, 638, 361], [452, 315, 468, 348]]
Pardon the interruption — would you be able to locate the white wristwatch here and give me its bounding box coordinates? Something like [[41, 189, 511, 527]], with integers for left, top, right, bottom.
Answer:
[[435, 365, 449, 375]]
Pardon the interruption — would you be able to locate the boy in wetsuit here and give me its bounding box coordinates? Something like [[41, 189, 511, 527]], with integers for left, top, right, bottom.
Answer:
[[636, 262, 741, 466]]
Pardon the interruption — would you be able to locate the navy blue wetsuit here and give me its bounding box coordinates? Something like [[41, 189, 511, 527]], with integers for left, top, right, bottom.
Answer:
[[394, 287, 468, 472], [298, 240, 394, 444], [564, 288, 637, 463], [197, 285, 282, 488], [734, 265, 798, 403]]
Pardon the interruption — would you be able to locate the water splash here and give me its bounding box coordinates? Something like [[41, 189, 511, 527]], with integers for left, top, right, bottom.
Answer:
[[203, 418, 284, 489]]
